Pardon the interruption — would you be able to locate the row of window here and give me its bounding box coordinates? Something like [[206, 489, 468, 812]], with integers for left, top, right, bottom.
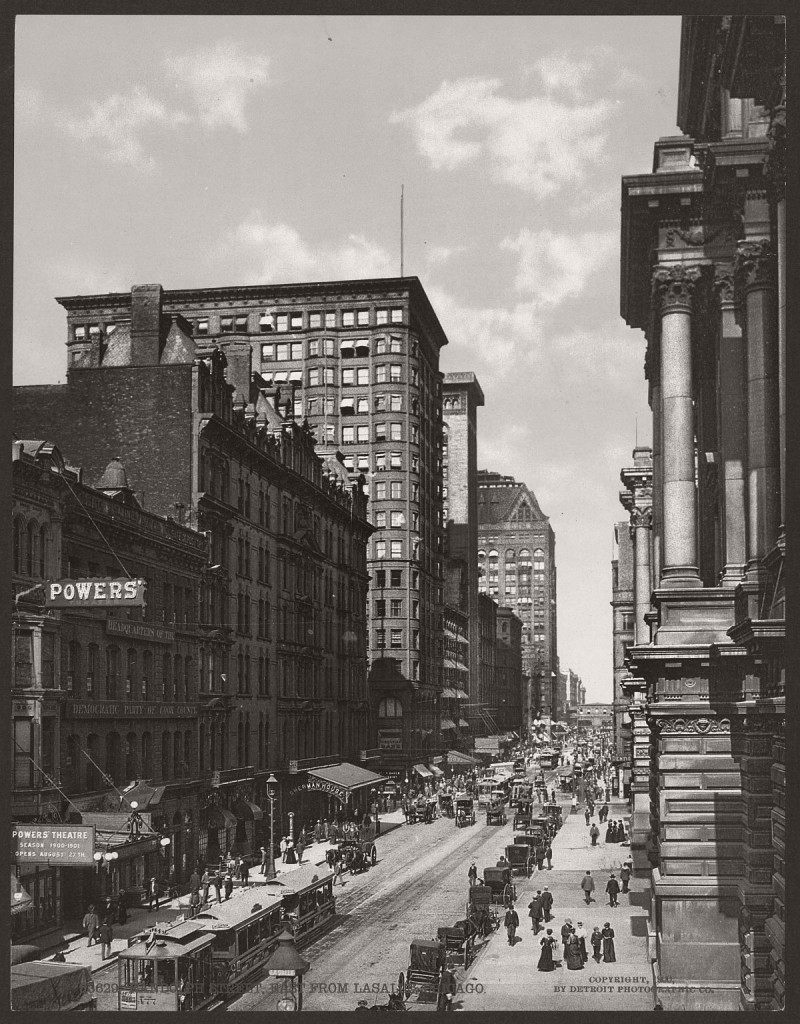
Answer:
[[374, 628, 418, 649], [480, 548, 546, 560], [373, 510, 420, 530], [263, 335, 405, 360], [374, 598, 420, 618], [267, 308, 404, 333], [263, 364, 414, 387]]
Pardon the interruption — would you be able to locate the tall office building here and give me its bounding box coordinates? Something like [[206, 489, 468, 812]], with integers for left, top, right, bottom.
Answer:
[[477, 471, 558, 720], [51, 277, 448, 775]]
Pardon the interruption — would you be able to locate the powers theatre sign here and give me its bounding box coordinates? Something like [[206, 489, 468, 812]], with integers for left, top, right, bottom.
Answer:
[[45, 578, 146, 608], [13, 824, 96, 865], [289, 779, 349, 803]]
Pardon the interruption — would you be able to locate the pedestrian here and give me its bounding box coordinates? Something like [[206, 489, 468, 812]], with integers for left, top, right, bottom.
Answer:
[[239, 856, 250, 887], [201, 868, 211, 905], [322, 819, 330, 840], [285, 838, 296, 864], [468, 862, 478, 887], [224, 871, 233, 900], [540, 886, 553, 922], [545, 844, 553, 870], [528, 891, 543, 934], [280, 836, 288, 863], [590, 823, 600, 846], [260, 846, 268, 875], [99, 917, 113, 960], [560, 919, 573, 959], [438, 965, 457, 1012], [584, 806, 591, 826], [575, 921, 588, 962], [605, 821, 614, 843], [117, 890, 128, 925], [504, 903, 519, 945], [333, 854, 344, 886], [600, 802, 609, 823], [550, 788, 556, 804], [580, 870, 595, 904], [82, 905, 100, 947], [571, 794, 578, 814], [212, 869, 223, 904], [591, 926, 603, 962], [536, 846, 545, 872], [606, 873, 620, 907], [565, 930, 584, 970], [620, 860, 632, 894], [297, 837, 305, 865], [538, 929, 557, 971], [148, 875, 160, 912], [602, 922, 616, 962]]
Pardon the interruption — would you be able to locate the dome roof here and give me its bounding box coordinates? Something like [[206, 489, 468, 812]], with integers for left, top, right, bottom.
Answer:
[[96, 457, 131, 491]]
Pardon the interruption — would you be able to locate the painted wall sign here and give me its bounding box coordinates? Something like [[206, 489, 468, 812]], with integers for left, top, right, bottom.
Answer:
[[12, 824, 96, 865], [106, 619, 174, 643], [45, 578, 147, 608], [65, 701, 196, 718]]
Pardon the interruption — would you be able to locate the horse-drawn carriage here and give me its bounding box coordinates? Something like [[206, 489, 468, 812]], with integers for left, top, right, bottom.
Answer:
[[466, 884, 501, 938], [486, 797, 507, 826], [438, 793, 454, 818], [400, 940, 450, 1006], [455, 793, 475, 827], [510, 781, 533, 808], [333, 822, 377, 873], [513, 800, 536, 831], [482, 866, 516, 906], [544, 802, 563, 831], [403, 796, 436, 824], [505, 843, 534, 877], [436, 920, 476, 969]]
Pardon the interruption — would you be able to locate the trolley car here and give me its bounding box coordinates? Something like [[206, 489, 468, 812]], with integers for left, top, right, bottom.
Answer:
[[118, 923, 215, 1011], [510, 781, 534, 808], [266, 864, 336, 946]]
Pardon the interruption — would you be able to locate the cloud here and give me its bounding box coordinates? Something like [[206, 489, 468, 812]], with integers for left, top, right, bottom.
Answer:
[[391, 74, 614, 196], [165, 41, 269, 132], [424, 244, 466, 266], [501, 228, 617, 306], [217, 215, 395, 283], [534, 55, 594, 101], [64, 87, 189, 171]]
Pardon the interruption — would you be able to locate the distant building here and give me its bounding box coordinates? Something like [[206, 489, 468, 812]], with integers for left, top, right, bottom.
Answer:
[[477, 471, 558, 720], [495, 606, 524, 736], [611, 515, 636, 762]]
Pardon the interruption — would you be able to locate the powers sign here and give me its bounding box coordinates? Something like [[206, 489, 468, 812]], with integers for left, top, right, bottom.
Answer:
[[45, 578, 146, 608], [13, 824, 96, 865]]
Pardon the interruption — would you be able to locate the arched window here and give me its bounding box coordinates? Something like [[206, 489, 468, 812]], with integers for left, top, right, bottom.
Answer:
[[505, 548, 515, 560], [141, 732, 152, 773], [162, 653, 172, 701], [161, 731, 171, 779], [13, 518, 23, 574], [199, 722, 206, 772], [173, 654, 182, 702], [126, 649, 137, 697], [184, 657, 192, 701], [26, 521, 37, 576], [106, 647, 120, 699], [38, 525, 48, 577], [142, 651, 152, 700], [237, 716, 244, 765], [244, 713, 251, 765], [488, 548, 499, 561], [173, 731, 182, 775], [125, 732, 137, 779], [184, 730, 193, 776], [378, 697, 403, 718], [477, 549, 486, 561]]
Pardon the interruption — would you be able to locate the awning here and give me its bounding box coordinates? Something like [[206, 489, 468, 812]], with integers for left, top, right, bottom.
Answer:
[[413, 764, 433, 778], [441, 688, 459, 698], [233, 800, 264, 821], [73, 811, 152, 839], [441, 718, 457, 730], [446, 750, 478, 766], [455, 689, 469, 700], [458, 718, 470, 728], [428, 765, 444, 778], [11, 873, 33, 916], [121, 781, 166, 810], [202, 806, 238, 829], [306, 762, 386, 794]]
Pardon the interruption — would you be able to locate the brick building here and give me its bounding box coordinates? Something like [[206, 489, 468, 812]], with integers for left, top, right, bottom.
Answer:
[[619, 16, 785, 1009], [40, 277, 447, 776], [14, 284, 376, 865], [494, 607, 524, 736], [477, 471, 558, 719]]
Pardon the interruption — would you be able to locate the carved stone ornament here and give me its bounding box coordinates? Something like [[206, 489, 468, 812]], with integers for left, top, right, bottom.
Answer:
[[734, 239, 776, 292], [664, 225, 725, 249], [658, 716, 731, 734], [651, 265, 705, 314], [630, 507, 653, 529], [713, 268, 736, 307]]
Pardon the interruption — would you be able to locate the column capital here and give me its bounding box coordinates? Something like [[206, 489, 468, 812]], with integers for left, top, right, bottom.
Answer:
[[651, 264, 706, 315], [630, 506, 653, 531], [734, 239, 776, 293], [713, 266, 737, 308]]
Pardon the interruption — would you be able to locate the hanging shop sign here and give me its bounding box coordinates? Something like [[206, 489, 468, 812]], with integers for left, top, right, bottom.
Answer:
[[45, 578, 147, 608], [289, 779, 348, 803], [12, 824, 96, 865]]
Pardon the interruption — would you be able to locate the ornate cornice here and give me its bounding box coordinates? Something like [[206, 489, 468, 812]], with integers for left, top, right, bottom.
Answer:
[[651, 265, 706, 315], [734, 240, 776, 293]]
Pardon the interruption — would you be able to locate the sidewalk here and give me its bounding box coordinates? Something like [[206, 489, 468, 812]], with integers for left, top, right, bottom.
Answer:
[[459, 796, 655, 1012], [51, 811, 408, 975]]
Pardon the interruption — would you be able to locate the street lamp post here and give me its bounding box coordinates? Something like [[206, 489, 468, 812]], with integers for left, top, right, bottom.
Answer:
[[264, 927, 310, 1011], [288, 811, 295, 844], [266, 774, 278, 880]]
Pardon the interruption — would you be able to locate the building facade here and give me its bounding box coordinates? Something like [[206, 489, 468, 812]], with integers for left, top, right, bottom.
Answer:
[[14, 284, 376, 869], [494, 607, 524, 736], [619, 16, 785, 1010], [611, 516, 636, 762], [477, 471, 558, 719], [46, 277, 447, 774]]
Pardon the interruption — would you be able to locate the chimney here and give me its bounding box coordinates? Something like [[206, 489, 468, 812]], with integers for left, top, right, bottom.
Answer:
[[130, 284, 164, 365]]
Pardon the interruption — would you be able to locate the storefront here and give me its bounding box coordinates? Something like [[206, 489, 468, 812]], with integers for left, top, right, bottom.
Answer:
[[11, 867, 59, 944], [287, 762, 386, 835]]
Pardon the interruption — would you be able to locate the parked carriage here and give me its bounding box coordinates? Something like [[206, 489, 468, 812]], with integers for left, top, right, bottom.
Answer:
[[400, 940, 446, 1003], [505, 843, 534, 877], [486, 797, 507, 826], [436, 920, 477, 969], [513, 800, 535, 831], [510, 781, 534, 808], [438, 793, 455, 818], [465, 884, 501, 937], [455, 793, 476, 827], [482, 866, 516, 907]]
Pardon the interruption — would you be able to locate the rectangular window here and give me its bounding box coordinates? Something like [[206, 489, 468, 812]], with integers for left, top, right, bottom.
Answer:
[[276, 314, 289, 332], [411, 426, 419, 444], [343, 455, 355, 470], [291, 342, 302, 359], [375, 599, 386, 617], [389, 335, 402, 352], [375, 452, 387, 470], [390, 628, 402, 648], [356, 397, 369, 414], [375, 629, 386, 649], [276, 343, 290, 360], [391, 308, 403, 322], [390, 569, 402, 587], [308, 338, 320, 356], [374, 511, 386, 528], [375, 365, 388, 384], [197, 319, 209, 335], [390, 394, 402, 411], [235, 315, 248, 331], [390, 511, 404, 527], [357, 425, 369, 443], [342, 426, 355, 444], [309, 368, 320, 386], [375, 570, 386, 587], [375, 422, 387, 441], [411, 368, 419, 386], [342, 311, 355, 327], [342, 368, 355, 386], [411, 599, 419, 618], [390, 540, 402, 559], [259, 312, 271, 332], [357, 452, 370, 470], [390, 423, 402, 440], [376, 308, 389, 324], [375, 481, 387, 500], [309, 313, 322, 329], [390, 452, 402, 469], [220, 316, 234, 333], [324, 369, 334, 386], [357, 367, 369, 385], [261, 344, 275, 362], [374, 394, 387, 411], [411, 455, 419, 473], [375, 540, 386, 559], [390, 364, 401, 381], [390, 599, 403, 616], [325, 313, 336, 329], [390, 481, 402, 499], [290, 313, 303, 330], [357, 309, 370, 325], [411, 483, 419, 501]]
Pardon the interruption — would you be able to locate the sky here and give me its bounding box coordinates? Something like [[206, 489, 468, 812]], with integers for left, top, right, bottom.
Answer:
[[13, 14, 683, 702]]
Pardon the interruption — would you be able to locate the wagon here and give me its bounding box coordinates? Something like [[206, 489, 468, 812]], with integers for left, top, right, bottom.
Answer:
[[483, 866, 516, 906], [455, 793, 475, 827], [513, 800, 535, 831], [505, 843, 533, 877], [510, 782, 534, 808], [439, 793, 455, 818], [486, 798, 507, 826], [437, 920, 476, 969], [466, 884, 501, 937], [401, 939, 445, 1003]]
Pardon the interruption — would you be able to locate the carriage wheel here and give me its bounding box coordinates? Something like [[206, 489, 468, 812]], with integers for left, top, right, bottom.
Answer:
[[404, 976, 412, 1000], [398, 973, 405, 1001]]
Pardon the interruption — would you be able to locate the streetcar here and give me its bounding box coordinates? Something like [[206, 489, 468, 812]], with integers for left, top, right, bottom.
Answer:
[[538, 748, 557, 770], [510, 780, 534, 808], [266, 864, 336, 946], [118, 922, 215, 1011]]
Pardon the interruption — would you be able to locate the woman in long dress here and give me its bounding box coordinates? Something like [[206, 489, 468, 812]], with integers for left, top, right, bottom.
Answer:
[[602, 923, 616, 963], [564, 932, 584, 970], [538, 929, 557, 972]]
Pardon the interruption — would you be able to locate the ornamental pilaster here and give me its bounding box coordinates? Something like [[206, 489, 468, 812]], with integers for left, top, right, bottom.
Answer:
[[734, 239, 776, 296], [651, 264, 706, 314]]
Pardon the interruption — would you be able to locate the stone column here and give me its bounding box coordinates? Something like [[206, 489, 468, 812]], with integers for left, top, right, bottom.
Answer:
[[765, 90, 786, 539], [651, 266, 703, 587], [734, 242, 780, 575], [650, 380, 663, 589], [714, 270, 748, 583], [631, 508, 653, 645]]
